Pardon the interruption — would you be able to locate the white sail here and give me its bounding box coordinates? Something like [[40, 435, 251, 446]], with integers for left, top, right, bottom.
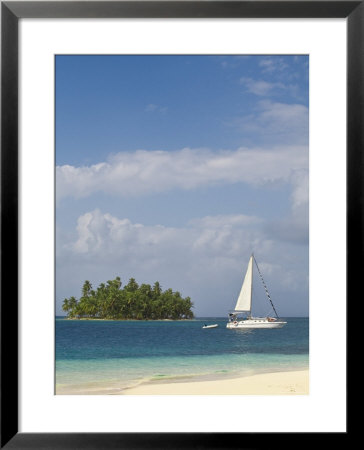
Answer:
[[234, 255, 253, 312], [227, 254, 287, 329]]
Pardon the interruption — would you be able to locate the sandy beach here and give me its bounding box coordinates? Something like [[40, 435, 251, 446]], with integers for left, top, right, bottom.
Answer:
[[56, 369, 309, 395], [124, 369, 309, 395]]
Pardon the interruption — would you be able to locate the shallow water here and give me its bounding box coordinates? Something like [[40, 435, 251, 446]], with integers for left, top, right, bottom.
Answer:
[[56, 317, 308, 391]]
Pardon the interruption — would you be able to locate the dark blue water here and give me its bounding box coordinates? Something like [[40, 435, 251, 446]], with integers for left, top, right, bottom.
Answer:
[[56, 317, 308, 390]]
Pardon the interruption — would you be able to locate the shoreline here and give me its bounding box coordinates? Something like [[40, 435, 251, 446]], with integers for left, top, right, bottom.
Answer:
[[56, 368, 309, 395], [60, 318, 196, 321], [123, 369, 309, 395]]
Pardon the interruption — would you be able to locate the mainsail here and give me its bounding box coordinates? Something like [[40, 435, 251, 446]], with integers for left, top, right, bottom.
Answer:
[[234, 255, 253, 312], [227, 254, 286, 329]]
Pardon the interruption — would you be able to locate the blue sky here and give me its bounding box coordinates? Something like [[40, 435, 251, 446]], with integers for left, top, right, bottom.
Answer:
[[56, 55, 309, 317]]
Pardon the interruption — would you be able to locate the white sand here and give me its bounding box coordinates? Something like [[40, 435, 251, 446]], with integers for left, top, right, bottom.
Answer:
[[56, 369, 309, 395], [123, 370, 309, 395]]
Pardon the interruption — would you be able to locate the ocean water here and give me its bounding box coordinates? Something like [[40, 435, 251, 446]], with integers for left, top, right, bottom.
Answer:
[[56, 317, 308, 392]]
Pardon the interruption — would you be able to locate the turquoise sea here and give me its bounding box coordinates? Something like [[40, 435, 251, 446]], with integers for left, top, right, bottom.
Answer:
[[56, 317, 308, 393]]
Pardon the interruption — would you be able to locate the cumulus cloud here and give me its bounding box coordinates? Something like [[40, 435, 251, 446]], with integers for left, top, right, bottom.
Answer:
[[56, 145, 308, 200], [57, 209, 309, 316], [68, 211, 260, 258], [71, 210, 183, 256]]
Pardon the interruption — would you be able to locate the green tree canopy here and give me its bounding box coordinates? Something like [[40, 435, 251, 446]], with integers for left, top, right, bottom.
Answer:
[[62, 277, 194, 320]]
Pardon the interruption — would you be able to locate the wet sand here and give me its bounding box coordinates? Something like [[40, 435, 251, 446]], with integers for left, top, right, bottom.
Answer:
[[56, 369, 309, 395]]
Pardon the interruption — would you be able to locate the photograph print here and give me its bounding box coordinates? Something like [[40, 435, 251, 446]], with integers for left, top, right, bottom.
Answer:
[[56, 55, 309, 395]]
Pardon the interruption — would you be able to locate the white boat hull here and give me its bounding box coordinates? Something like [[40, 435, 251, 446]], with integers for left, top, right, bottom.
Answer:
[[202, 324, 218, 329], [228, 255, 287, 329], [226, 319, 286, 329]]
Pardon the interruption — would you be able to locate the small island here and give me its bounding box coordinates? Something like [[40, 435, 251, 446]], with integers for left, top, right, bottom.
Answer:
[[62, 277, 194, 320]]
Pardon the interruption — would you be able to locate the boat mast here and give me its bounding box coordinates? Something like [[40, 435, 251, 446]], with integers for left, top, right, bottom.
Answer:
[[252, 255, 279, 318], [249, 253, 253, 319]]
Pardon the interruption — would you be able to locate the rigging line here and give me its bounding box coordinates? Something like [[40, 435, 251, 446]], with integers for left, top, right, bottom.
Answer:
[[253, 255, 279, 318]]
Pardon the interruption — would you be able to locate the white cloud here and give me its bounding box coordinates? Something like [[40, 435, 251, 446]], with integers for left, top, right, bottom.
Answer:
[[240, 77, 285, 96], [70, 209, 181, 256], [240, 77, 300, 98], [215, 55, 251, 69], [69, 211, 261, 258], [265, 168, 309, 245], [234, 100, 308, 144], [145, 103, 168, 113], [189, 214, 261, 228], [291, 169, 309, 209], [57, 145, 308, 200], [259, 57, 289, 73], [57, 209, 309, 316]]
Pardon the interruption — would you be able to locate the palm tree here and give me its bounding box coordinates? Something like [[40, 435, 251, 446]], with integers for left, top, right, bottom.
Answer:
[[82, 280, 92, 298], [62, 276, 193, 320]]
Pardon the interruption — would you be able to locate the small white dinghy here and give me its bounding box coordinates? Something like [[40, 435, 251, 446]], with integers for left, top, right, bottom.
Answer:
[[202, 324, 218, 329]]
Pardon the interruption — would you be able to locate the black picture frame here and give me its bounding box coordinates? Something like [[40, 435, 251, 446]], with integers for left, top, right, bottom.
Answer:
[[1, 1, 354, 447]]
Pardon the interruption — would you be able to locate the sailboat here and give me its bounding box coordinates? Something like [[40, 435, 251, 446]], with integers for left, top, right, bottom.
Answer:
[[227, 254, 287, 329]]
